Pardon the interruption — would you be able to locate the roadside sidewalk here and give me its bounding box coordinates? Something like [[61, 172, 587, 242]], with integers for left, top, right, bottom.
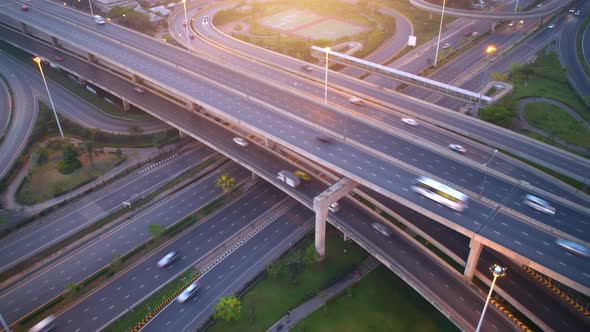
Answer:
[[266, 255, 380, 332]]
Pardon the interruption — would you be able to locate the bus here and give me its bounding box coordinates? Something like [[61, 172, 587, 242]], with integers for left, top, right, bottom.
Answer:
[[412, 177, 469, 212]]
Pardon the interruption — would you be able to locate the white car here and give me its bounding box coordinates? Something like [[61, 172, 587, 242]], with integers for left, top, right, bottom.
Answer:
[[547, 23, 555, 29], [471, 31, 479, 37], [157, 251, 178, 268], [329, 202, 341, 213], [449, 144, 467, 154], [177, 282, 200, 303], [233, 137, 248, 147], [301, 64, 313, 72], [536, 3, 543, 8], [508, 21, 515, 27], [94, 15, 105, 25], [371, 222, 392, 237], [518, 19, 525, 25], [349, 96, 364, 106], [574, 10, 581, 16], [401, 118, 418, 126], [523, 194, 555, 215], [442, 43, 450, 49], [569, 8, 575, 13]]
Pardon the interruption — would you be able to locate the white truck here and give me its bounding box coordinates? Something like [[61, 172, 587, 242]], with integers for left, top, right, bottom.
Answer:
[[277, 170, 301, 188]]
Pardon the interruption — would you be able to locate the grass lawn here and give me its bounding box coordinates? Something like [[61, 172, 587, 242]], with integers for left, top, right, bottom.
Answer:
[[16, 145, 125, 205], [292, 265, 458, 332], [206, 228, 367, 332], [510, 52, 590, 122], [523, 102, 590, 150]]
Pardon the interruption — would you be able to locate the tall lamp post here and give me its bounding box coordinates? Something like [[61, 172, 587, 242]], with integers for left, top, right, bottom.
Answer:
[[324, 47, 331, 104], [433, 0, 446, 67], [475, 45, 496, 115], [182, 0, 191, 53], [87, 0, 94, 17], [476, 264, 507, 332], [480, 149, 498, 197], [33, 57, 64, 138]]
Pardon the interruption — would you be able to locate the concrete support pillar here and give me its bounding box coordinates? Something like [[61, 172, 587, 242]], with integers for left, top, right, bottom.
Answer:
[[191, 102, 201, 112], [178, 129, 186, 137], [51, 36, 59, 47], [429, 12, 433, 20], [20, 22, 29, 34], [265, 137, 275, 148], [491, 21, 497, 32], [87, 53, 97, 63], [251, 172, 258, 181], [132, 74, 142, 83], [343, 233, 349, 242], [122, 99, 131, 112], [464, 238, 484, 280], [313, 177, 358, 259], [314, 203, 329, 258]]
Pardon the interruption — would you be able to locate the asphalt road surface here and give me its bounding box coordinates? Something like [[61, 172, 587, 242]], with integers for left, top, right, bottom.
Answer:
[[5, 27, 587, 294], [0, 52, 37, 180], [0, 162, 249, 325], [0, 145, 214, 273], [53, 182, 289, 332], [141, 204, 313, 332], [558, 2, 590, 97]]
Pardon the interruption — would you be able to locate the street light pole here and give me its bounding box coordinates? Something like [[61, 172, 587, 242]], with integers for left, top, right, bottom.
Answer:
[[87, 0, 94, 17], [182, 0, 191, 53], [324, 47, 330, 104], [514, 0, 520, 13], [476, 264, 507, 332], [480, 149, 498, 197], [433, 0, 446, 67], [33, 57, 64, 139], [475, 45, 496, 116]]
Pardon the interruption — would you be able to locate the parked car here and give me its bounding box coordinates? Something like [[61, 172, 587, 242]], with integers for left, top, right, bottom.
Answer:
[[329, 202, 341, 213], [177, 282, 200, 303], [401, 118, 419, 127], [349, 96, 364, 106], [555, 239, 590, 258], [94, 15, 106, 25], [157, 251, 178, 268], [523, 194, 555, 215], [233, 137, 248, 147], [371, 222, 391, 237], [294, 170, 311, 182], [449, 144, 467, 154]]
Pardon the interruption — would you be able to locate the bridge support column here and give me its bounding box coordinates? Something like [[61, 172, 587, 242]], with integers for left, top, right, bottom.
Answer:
[[51, 36, 59, 47], [343, 233, 349, 242], [20, 22, 29, 34], [132, 74, 142, 83], [191, 102, 201, 113], [313, 178, 358, 259], [464, 238, 484, 280], [264, 137, 275, 148], [178, 129, 186, 138], [122, 99, 131, 112], [87, 53, 97, 63], [491, 21, 497, 32], [251, 172, 258, 181]]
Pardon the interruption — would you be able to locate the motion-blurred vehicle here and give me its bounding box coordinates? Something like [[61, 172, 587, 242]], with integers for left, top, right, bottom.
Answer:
[[401, 118, 418, 126], [371, 222, 391, 237], [233, 137, 248, 147], [449, 144, 467, 154], [177, 282, 200, 303], [523, 194, 555, 215], [157, 251, 178, 268]]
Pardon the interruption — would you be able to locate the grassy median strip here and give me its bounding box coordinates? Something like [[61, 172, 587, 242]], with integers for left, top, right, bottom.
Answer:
[[15, 178, 240, 332], [0, 156, 219, 291]]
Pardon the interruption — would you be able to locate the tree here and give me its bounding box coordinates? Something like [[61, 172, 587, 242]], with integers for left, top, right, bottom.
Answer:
[[216, 174, 236, 193], [128, 126, 144, 136], [266, 262, 283, 279], [84, 140, 95, 167], [148, 223, 165, 239], [303, 243, 320, 265], [213, 295, 241, 322], [35, 146, 49, 166], [57, 142, 81, 174], [479, 104, 515, 128]]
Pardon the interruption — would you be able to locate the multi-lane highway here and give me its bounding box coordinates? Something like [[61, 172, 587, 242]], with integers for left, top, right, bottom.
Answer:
[[53, 183, 294, 332], [0, 32, 524, 331], [0, 162, 249, 325], [2, 3, 587, 293], [0, 145, 214, 273], [558, 2, 590, 97]]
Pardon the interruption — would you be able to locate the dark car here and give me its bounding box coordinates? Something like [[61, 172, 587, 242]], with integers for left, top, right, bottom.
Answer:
[[316, 136, 332, 143], [21, 5, 30, 11]]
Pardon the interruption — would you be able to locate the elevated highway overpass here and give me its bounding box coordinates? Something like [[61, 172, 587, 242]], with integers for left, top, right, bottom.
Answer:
[[1, 0, 589, 298], [409, 0, 573, 19], [0, 16, 587, 332]]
